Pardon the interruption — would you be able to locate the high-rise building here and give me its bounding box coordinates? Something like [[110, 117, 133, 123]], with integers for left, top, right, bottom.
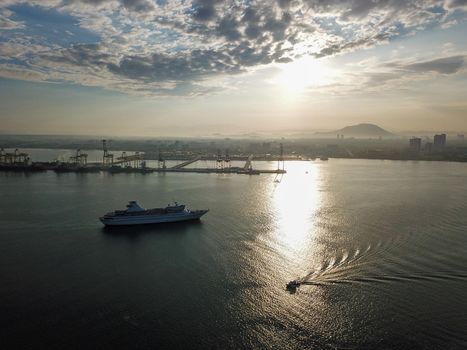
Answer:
[[434, 134, 446, 149], [424, 142, 433, 153], [409, 137, 421, 153]]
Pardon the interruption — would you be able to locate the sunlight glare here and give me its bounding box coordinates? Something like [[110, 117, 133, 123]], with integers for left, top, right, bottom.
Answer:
[[274, 57, 331, 94], [272, 161, 321, 252]]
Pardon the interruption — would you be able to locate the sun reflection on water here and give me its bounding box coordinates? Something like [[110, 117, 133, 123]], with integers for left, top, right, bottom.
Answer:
[[224, 161, 331, 334], [272, 161, 321, 254], [244, 161, 327, 317], [242, 161, 326, 293]]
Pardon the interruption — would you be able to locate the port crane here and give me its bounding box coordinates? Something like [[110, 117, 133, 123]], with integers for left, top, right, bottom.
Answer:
[[274, 143, 285, 183], [102, 139, 114, 167]]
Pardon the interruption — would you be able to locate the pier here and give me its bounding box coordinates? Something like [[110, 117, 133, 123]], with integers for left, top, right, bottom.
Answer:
[[0, 147, 288, 175]]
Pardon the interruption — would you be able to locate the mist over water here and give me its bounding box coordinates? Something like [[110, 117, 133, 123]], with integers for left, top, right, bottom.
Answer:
[[1, 158, 467, 349]]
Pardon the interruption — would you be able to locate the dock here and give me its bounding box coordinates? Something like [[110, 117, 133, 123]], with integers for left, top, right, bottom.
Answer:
[[0, 148, 288, 175]]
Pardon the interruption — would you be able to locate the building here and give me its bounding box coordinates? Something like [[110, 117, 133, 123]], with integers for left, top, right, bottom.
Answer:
[[424, 142, 433, 153], [409, 137, 421, 153], [434, 134, 446, 149]]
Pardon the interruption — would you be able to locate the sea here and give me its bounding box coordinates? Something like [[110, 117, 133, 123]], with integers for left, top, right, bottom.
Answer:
[[1, 149, 467, 349]]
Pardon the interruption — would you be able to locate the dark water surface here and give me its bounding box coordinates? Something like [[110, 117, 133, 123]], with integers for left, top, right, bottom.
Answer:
[[1, 159, 467, 349]]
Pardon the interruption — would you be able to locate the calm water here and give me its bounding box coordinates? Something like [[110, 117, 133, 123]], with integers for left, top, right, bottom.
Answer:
[[1, 158, 467, 349]]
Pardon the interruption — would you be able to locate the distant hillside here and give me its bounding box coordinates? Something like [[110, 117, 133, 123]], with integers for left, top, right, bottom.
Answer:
[[317, 123, 396, 138]]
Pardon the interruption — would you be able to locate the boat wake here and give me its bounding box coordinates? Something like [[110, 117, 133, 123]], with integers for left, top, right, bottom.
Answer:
[[288, 241, 467, 289], [299, 243, 375, 282], [298, 271, 467, 287]]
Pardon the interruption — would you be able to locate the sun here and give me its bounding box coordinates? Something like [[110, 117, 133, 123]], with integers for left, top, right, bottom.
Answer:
[[274, 56, 331, 93]]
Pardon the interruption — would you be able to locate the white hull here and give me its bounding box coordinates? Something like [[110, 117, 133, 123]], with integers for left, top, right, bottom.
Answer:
[[100, 210, 207, 226]]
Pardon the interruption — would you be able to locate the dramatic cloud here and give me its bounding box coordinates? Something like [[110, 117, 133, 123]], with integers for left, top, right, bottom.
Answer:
[[0, 0, 466, 95]]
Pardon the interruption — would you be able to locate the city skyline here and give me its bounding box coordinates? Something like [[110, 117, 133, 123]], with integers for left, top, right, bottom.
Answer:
[[1, 1, 467, 136]]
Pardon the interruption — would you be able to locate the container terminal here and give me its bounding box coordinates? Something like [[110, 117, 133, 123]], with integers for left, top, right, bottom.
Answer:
[[0, 141, 289, 175]]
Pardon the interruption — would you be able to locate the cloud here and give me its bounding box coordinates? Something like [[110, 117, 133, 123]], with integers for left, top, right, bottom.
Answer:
[[309, 54, 467, 96], [0, 41, 50, 60], [192, 0, 221, 21], [106, 49, 240, 82], [0, 15, 23, 29], [65, 0, 155, 12], [389, 55, 466, 74], [39, 44, 111, 69], [0, 0, 466, 96], [314, 32, 394, 58], [444, 0, 467, 10], [0, 65, 46, 81], [0, 8, 24, 29]]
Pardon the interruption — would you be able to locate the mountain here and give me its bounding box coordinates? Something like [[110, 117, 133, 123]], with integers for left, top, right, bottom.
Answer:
[[317, 123, 396, 138]]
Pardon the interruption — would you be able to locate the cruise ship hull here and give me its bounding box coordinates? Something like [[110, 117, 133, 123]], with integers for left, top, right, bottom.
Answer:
[[100, 210, 208, 226]]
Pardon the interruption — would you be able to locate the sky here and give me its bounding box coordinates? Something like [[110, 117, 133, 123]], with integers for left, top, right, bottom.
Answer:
[[0, 0, 466, 137]]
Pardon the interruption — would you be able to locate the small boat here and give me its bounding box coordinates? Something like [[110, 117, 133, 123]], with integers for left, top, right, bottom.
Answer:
[[320, 157, 329, 161], [286, 280, 301, 290], [100, 201, 208, 226]]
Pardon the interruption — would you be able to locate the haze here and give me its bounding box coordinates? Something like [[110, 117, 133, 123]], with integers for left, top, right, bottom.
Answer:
[[1, 0, 467, 137]]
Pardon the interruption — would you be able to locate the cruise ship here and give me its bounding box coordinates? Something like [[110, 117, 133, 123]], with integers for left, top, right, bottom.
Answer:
[[99, 201, 208, 226]]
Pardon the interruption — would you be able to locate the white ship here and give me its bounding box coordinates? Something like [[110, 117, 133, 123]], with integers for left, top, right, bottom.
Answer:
[[99, 201, 208, 226]]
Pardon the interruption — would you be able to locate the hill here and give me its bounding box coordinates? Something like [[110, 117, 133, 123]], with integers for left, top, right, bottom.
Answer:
[[317, 123, 396, 138]]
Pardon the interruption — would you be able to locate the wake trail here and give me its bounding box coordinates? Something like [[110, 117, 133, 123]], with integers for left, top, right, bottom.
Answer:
[[299, 271, 467, 286]]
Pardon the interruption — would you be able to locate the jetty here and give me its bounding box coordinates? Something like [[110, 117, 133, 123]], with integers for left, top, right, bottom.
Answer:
[[0, 146, 288, 176]]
